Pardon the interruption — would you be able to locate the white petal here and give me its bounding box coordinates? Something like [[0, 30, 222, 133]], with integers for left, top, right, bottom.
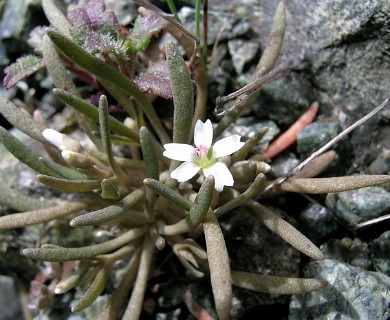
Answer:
[[203, 162, 234, 192], [42, 129, 65, 150], [213, 134, 244, 158], [163, 143, 197, 161], [171, 161, 201, 182], [194, 119, 213, 148]]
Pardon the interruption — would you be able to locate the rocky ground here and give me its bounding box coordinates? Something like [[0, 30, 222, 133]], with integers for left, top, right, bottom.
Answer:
[[0, 0, 389, 319]]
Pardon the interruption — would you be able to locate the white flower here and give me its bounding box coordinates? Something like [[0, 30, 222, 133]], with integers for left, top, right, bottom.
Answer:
[[163, 119, 244, 192]]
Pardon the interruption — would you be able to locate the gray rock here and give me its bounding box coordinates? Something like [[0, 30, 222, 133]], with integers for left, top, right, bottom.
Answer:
[[269, 152, 301, 177], [0, 275, 23, 320], [298, 203, 338, 244], [289, 259, 390, 320], [223, 0, 389, 174], [371, 231, 390, 277], [297, 121, 341, 157], [178, 6, 251, 45], [326, 186, 390, 230], [321, 238, 371, 269], [227, 39, 260, 74]]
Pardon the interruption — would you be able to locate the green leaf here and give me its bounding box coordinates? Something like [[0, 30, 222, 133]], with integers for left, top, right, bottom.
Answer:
[[166, 41, 194, 144], [245, 201, 324, 260], [0, 201, 87, 230], [37, 174, 102, 192], [98, 95, 123, 176], [46, 29, 170, 144], [143, 178, 192, 211], [203, 211, 232, 320], [39, 157, 88, 180], [0, 184, 52, 212], [0, 94, 46, 144], [275, 175, 390, 194], [0, 126, 59, 176], [123, 235, 155, 319], [23, 227, 145, 261], [42, 0, 72, 38], [231, 271, 327, 294], [72, 266, 109, 313], [3, 55, 44, 89], [100, 178, 120, 200], [54, 89, 139, 143], [70, 188, 145, 226], [157, 176, 215, 235], [140, 126, 160, 221]]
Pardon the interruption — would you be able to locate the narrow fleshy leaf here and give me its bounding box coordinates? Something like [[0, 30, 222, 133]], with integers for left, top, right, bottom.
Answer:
[[140, 126, 160, 221], [46, 29, 170, 144], [158, 176, 215, 235], [100, 179, 120, 200], [134, 60, 172, 99], [230, 161, 258, 185], [42, 0, 72, 38], [39, 157, 88, 180], [97, 252, 141, 320], [70, 188, 144, 226], [139, 127, 159, 181], [294, 150, 336, 178], [54, 89, 139, 142], [215, 174, 266, 218], [254, 1, 286, 78], [0, 185, 51, 212], [166, 41, 194, 144], [173, 239, 208, 278], [122, 235, 155, 320], [275, 175, 390, 194], [143, 178, 192, 211], [37, 174, 102, 192], [3, 55, 44, 89], [98, 95, 122, 175], [0, 94, 46, 143], [245, 201, 324, 260], [203, 211, 232, 320], [54, 271, 82, 294], [231, 271, 327, 294], [72, 266, 109, 312], [42, 35, 100, 147], [0, 126, 59, 176], [23, 227, 145, 261], [0, 201, 87, 230]]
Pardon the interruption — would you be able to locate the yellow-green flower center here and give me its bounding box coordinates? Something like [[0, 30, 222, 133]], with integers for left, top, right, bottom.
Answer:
[[194, 145, 217, 168]]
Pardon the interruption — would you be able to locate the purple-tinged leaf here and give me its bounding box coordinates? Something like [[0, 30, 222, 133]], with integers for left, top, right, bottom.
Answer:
[[68, 0, 119, 42], [131, 9, 169, 51], [3, 55, 44, 89], [134, 60, 172, 99]]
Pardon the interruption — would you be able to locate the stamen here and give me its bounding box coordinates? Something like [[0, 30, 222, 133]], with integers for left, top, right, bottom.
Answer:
[[195, 144, 208, 156]]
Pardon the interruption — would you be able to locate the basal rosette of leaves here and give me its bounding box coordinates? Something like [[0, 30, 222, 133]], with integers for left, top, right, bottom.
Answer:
[[0, 1, 389, 319]]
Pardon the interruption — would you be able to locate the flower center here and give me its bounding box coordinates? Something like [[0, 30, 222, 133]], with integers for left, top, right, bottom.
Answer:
[[194, 145, 216, 168], [195, 144, 208, 156]]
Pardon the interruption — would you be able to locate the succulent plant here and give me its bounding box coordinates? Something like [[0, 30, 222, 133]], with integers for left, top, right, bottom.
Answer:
[[0, 1, 389, 319]]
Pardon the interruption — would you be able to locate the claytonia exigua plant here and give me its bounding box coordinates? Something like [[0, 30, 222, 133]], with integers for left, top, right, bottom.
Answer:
[[0, 0, 389, 319], [164, 119, 244, 191]]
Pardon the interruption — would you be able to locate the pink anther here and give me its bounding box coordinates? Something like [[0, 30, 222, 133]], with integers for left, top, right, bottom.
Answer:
[[195, 144, 208, 156]]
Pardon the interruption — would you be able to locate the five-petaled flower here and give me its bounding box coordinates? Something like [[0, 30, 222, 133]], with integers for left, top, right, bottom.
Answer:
[[163, 119, 244, 192]]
